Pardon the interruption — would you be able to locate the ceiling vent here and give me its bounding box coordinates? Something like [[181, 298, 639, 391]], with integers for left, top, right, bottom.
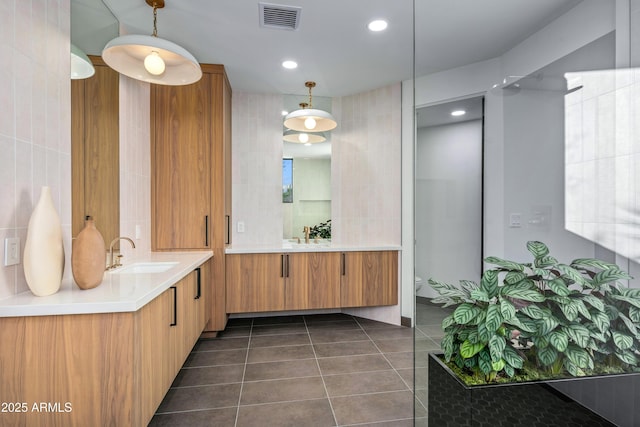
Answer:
[[259, 3, 301, 31]]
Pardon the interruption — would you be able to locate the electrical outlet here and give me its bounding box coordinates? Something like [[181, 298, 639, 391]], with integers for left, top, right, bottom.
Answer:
[[4, 237, 20, 266], [237, 221, 245, 233], [509, 213, 522, 228]]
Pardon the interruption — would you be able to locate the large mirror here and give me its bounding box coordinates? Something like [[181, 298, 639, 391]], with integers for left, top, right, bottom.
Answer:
[[282, 94, 332, 241], [70, 0, 119, 246]]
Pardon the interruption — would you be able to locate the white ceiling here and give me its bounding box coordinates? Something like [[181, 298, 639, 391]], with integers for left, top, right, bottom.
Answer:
[[73, 0, 584, 98]]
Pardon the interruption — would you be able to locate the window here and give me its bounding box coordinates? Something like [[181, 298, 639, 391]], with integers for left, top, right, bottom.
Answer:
[[283, 158, 293, 203]]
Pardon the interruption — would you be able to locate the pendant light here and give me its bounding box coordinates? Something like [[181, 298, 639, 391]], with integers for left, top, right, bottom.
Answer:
[[70, 44, 95, 79], [283, 103, 327, 143], [284, 82, 337, 132], [102, 0, 202, 86]]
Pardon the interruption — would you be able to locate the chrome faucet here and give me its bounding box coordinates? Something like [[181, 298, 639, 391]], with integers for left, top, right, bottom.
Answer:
[[107, 237, 136, 270], [303, 226, 310, 244]]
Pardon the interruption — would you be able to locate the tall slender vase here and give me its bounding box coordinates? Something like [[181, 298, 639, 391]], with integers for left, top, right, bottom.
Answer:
[[23, 186, 65, 297], [72, 216, 106, 290]]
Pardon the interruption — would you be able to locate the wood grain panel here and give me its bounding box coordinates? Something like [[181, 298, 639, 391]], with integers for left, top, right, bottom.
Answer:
[[341, 251, 398, 307], [72, 56, 119, 247], [286, 252, 341, 310], [341, 251, 365, 307], [226, 253, 285, 313], [152, 76, 211, 249]]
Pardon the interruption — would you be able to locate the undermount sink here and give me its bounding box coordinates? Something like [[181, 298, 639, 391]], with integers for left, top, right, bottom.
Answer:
[[111, 262, 179, 274]]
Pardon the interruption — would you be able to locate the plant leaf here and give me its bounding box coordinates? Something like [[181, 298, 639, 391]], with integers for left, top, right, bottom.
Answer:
[[611, 295, 640, 309], [593, 269, 633, 285], [485, 305, 503, 332], [563, 324, 590, 348], [480, 270, 499, 298], [488, 334, 506, 363], [499, 298, 516, 320], [484, 256, 525, 272], [556, 264, 588, 286], [477, 322, 491, 343], [590, 310, 610, 333], [520, 305, 546, 319], [502, 345, 524, 369], [581, 294, 605, 312], [428, 278, 469, 299], [549, 331, 569, 352], [503, 363, 515, 377], [618, 313, 639, 337], [559, 300, 579, 322], [460, 340, 485, 359], [504, 271, 527, 285], [538, 316, 559, 336], [442, 334, 454, 361], [460, 280, 479, 294], [630, 306, 640, 323], [492, 359, 506, 372], [442, 315, 455, 330], [535, 255, 559, 268], [613, 331, 634, 350], [501, 287, 545, 302], [615, 350, 638, 366], [547, 278, 571, 296], [571, 258, 620, 271], [478, 349, 493, 375], [565, 344, 592, 369], [563, 359, 585, 377], [470, 289, 490, 302], [453, 303, 482, 325], [538, 346, 558, 366], [527, 241, 549, 259]]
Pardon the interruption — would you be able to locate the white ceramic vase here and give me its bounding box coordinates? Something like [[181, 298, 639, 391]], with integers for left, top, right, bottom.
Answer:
[[23, 186, 65, 296]]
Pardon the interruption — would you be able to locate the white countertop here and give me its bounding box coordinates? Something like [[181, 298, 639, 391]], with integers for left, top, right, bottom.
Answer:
[[0, 251, 213, 318], [225, 243, 402, 254]]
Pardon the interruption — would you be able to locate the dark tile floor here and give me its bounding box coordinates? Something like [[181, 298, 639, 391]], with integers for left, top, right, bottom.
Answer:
[[149, 312, 442, 427]]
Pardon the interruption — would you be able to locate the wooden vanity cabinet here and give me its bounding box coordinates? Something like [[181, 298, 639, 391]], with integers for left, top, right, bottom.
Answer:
[[225, 252, 341, 313], [341, 250, 398, 307], [0, 266, 208, 427], [151, 64, 231, 333]]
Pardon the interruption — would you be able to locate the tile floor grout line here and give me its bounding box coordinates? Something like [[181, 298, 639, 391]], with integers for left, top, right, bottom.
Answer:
[[352, 317, 414, 392], [304, 315, 340, 427], [233, 318, 253, 427]]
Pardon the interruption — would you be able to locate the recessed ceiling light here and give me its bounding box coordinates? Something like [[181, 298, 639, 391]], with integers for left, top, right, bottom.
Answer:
[[304, 143, 312, 147], [282, 110, 289, 116], [451, 110, 466, 117], [368, 20, 388, 32], [282, 60, 298, 69]]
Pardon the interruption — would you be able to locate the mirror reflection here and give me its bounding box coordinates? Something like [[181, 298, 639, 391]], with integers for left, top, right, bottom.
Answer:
[[282, 94, 332, 241]]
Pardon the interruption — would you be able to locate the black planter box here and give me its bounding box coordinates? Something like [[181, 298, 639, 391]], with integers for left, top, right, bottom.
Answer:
[[428, 353, 616, 427]]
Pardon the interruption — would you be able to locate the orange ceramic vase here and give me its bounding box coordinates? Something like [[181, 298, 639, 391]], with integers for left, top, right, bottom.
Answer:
[[72, 216, 106, 290]]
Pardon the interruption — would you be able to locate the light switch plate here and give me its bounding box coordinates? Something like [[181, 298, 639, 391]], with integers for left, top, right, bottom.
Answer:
[[4, 237, 20, 266], [509, 213, 522, 228], [237, 221, 245, 233]]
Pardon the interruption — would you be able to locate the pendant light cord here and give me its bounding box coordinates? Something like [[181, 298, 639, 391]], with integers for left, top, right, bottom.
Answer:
[[152, 3, 158, 37]]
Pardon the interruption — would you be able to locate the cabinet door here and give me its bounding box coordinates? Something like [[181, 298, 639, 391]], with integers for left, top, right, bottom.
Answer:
[[139, 288, 173, 424], [152, 76, 212, 249], [286, 252, 341, 310], [226, 253, 285, 313], [341, 251, 398, 307]]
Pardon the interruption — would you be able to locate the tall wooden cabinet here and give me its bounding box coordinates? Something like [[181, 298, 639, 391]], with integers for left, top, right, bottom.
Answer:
[[151, 64, 231, 332], [71, 55, 119, 246]]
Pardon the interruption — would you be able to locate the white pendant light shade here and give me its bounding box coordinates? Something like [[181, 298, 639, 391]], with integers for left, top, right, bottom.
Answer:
[[284, 108, 337, 132], [102, 34, 202, 85], [284, 81, 337, 132], [71, 44, 95, 79], [283, 129, 327, 144]]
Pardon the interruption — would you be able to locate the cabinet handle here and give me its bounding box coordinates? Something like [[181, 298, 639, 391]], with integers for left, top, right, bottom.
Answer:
[[195, 267, 201, 300], [170, 286, 177, 327], [286, 254, 290, 278], [280, 254, 285, 278], [205, 215, 209, 246], [342, 253, 346, 276], [225, 215, 230, 245]]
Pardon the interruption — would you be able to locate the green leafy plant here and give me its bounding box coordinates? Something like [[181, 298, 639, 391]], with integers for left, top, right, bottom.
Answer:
[[429, 241, 640, 384], [309, 219, 331, 239]]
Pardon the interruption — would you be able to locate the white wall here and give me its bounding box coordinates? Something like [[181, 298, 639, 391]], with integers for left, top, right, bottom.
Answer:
[[415, 120, 482, 298], [0, 0, 72, 299]]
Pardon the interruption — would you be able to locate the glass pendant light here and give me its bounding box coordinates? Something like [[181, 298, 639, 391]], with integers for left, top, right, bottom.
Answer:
[[102, 0, 202, 86], [284, 82, 337, 132]]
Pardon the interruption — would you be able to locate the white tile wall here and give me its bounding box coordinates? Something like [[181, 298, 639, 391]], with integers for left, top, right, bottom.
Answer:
[[119, 76, 151, 257], [332, 83, 402, 246], [0, 0, 72, 299], [231, 92, 284, 246]]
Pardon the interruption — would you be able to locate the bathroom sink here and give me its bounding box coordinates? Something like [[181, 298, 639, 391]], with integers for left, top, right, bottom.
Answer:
[[111, 262, 179, 274]]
